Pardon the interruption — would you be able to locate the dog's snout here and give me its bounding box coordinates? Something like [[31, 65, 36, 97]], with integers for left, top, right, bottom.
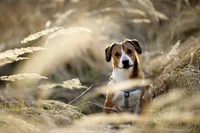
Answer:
[[122, 60, 129, 66]]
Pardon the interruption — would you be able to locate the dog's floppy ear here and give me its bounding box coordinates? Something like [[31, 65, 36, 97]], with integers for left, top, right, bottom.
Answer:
[[126, 39, 142, 54], [105, 43, 115, 62]]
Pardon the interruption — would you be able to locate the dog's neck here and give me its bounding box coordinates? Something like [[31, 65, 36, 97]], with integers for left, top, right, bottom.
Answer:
[[112, 67, 133, 82], [111, 59, 140, 83]]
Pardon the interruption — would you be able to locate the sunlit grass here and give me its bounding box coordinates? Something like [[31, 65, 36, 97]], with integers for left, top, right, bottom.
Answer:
[[0, 0, 199, 133]]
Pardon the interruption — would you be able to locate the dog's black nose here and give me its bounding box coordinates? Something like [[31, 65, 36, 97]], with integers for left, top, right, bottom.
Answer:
[[122, 60, 129, 66]]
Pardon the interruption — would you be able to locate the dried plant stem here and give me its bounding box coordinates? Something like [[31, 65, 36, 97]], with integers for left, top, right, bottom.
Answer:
[[69, 85, 93, 104]]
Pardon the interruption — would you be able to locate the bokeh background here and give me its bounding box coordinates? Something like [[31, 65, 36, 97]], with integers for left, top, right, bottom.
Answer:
[[0, 0, 200, 133]]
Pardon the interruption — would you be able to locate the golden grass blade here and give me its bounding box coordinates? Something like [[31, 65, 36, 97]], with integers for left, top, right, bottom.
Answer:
[[21, 27, 64, 44], [154, 10, 169, 21], [152, 89, 184, 109], [132, 18, 150, 24], [0, 73, 47, 81], [47, 27, 92, 39], [37, 78, 86, 99], [0, 114, 40, 133], [88, 7, 146, 18], [74, 113, 148, 127], [95, 79, 151, 94], [125, 8, 146, 17], [62, 78, 85, 89], [38, 78, 86, 90], [166, 40, 181, 60], [55, 9, 77, 25], [137, 0, 168, 21], [15, 27, 92, 76], [160, 111, 200, 124], [137, 0, 154, 10], [0, 47, 46, 67], [0, 57, 29, 67]]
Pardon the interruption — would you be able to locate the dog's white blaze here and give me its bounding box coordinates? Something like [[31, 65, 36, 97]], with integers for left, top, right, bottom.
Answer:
[[112, 46, 134, 82], [118, 46, 133, 68]]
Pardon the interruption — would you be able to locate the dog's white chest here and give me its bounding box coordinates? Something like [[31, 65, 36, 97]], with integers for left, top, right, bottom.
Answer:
[[110, 68, 142, 112], [111, 67, 133, 82]]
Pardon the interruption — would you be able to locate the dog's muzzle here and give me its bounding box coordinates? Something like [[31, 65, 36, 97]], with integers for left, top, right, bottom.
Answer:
[[122, 60, 132, 69]]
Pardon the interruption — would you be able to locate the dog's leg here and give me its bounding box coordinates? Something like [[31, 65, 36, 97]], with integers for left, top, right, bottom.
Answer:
[[103, 92, 115, 114], [132, 102, 140, 125], [134, 102, 140, 114]]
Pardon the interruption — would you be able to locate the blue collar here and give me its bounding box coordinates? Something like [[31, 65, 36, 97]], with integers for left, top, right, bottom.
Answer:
[[123, 86, 142, 109], [122, 86, 142, 93]]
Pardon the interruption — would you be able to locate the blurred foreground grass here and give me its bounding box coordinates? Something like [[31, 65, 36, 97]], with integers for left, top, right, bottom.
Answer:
[[0, 0, 200, 132]]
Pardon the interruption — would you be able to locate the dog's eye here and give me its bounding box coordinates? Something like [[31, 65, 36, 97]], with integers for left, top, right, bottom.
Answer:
[[127, 49, 132, 54], [115, 52, 120, 57]]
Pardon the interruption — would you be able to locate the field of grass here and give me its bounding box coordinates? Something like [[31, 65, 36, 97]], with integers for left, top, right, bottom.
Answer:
[[0, 0, 200, 132]]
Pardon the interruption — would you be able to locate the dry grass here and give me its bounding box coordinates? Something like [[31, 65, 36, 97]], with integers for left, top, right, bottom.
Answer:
[[21, 27, 64, 44], [0, 0, 200, 133], [0, 73, 47, 82], [38, 78, 85, 90], [0, 100, 83, 133], [0, 47, 46, 67], [148, 37, 200, 96], [37, 78, 86, 100]]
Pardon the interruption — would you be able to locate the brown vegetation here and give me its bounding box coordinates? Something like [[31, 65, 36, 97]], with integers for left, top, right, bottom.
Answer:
[[0, 0, 200, 133]]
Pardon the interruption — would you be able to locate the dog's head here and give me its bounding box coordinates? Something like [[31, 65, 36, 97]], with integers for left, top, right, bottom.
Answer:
[[105, 39, 142, 69]]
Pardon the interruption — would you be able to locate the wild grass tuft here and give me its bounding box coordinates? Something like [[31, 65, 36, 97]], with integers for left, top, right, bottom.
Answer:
[[0, 47, 46, 67], [0, 73, 47, 82]]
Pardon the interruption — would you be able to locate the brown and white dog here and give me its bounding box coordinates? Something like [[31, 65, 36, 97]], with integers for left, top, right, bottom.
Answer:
[[103, 39, 145, 115]]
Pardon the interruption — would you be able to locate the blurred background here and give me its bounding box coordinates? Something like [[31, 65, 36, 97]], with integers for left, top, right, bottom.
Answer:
[[0, 0, 200, 132]]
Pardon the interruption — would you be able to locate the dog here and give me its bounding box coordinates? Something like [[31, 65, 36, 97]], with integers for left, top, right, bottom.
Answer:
[[103, 39, 146, 115]]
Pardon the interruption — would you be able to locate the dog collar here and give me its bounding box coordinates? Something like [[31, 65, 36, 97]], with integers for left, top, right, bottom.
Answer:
[[122, 86, 142, 93]]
